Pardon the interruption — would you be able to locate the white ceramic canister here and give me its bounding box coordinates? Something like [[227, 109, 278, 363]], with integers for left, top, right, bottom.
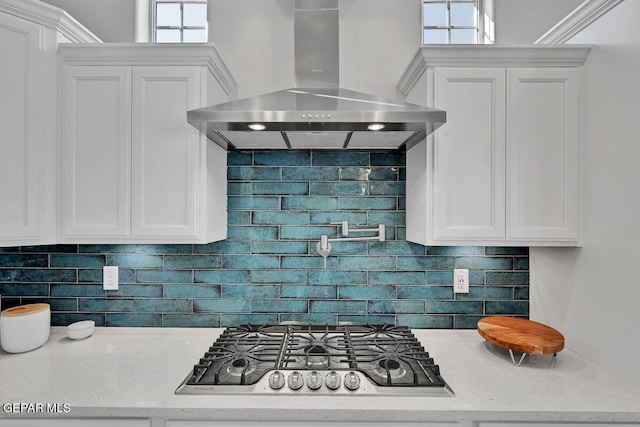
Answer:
[[0, 303, 50, 353]]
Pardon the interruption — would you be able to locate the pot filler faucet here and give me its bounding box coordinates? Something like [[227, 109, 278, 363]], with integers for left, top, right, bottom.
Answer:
[[316, 221, 386, 268]]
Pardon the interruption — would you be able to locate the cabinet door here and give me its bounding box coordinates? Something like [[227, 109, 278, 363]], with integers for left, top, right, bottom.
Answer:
[[61, 67, 132, 238], [131, 67, 200, 238], [507, 68, 579, 241], [0, 15, 43, 244], [432, 68, 506, 241]]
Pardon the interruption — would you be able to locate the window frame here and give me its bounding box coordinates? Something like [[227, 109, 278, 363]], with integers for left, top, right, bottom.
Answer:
[[152, 0, 207, 43], [422, 0, 483, 45]]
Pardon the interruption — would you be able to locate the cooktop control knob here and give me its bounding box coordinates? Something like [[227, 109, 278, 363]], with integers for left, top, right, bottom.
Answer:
[[268, 371, 285, 390], [325, 371, 342, 390], [306, 371, 322, 390], [343, 371, 361, 391], [287, 371, 304, 390]]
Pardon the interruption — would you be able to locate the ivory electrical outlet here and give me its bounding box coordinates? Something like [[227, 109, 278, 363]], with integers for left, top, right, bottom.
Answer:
[[103, 266, 119, 291], [454, 268, 469, 294]]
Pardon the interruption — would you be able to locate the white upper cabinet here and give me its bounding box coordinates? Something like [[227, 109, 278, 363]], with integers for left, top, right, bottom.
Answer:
[[59, 45, 236, 244], [399, 46, 590, 247], [0, 0, 99, 248]]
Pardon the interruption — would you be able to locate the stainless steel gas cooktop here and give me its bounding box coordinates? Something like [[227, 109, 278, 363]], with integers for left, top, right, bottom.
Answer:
[[175, 324, 454, 396]]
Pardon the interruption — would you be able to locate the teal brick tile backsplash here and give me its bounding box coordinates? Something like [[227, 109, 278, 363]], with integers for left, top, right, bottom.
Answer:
[[0, 150, 529, 328]]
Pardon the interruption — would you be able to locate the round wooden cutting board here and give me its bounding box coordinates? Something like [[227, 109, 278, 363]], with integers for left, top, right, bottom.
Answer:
[[477, 316, 565, 355]]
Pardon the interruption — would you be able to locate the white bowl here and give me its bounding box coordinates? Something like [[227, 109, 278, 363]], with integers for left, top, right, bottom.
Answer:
[[67, 320, 95, 340], [0, 303, 50, 353]]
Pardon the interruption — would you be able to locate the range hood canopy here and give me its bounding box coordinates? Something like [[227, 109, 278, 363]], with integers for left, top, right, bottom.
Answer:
[[188, 0, 446, 150]]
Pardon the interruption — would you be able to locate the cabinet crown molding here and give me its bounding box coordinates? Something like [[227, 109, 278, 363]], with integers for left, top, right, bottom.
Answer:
[[397, 45, 591, 98], [0, 0, 100, 42], [58, 44, 237, 97]]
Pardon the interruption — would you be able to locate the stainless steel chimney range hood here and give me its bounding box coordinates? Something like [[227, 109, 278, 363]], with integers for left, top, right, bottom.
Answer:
[[188, 0, 446, 151]]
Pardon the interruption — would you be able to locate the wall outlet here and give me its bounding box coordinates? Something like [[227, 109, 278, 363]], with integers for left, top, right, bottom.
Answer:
[[454, 268, 469, 294], [103, 266, 119, 291]]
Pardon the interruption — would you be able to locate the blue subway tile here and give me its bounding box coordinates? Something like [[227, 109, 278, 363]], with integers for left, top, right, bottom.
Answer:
[[251, 241, 308, 255], [164, 284, 220, 298], [21, 245, 77, 253], [340, 167, 373, 181], [108, 254, 163, 268], [221, 285, 279, 299], [514, 257, 529, 270], [369, 167, 401, 181], [223, 255, 279, 269], [427, 246, 484, 256], [51, 284, 105, 297], [21, 269, 76, 283], [227, 166, 281, 181], [134, 244, 192, 255], [368, 300, 424, 314], [280, 314, 337, 324], [0, 283, 48, 296], [310, 270, 367, 285], [193, 241, 250, 254], [250, 299, 307, 313], [228, 182, 252, 195], [50, 254, 105, 268], [455, 256, 513, 270], [252, 270, 307, 284], [397, 256, 454, 271], [0, 269, 21, 281], [456, 286, 513, 300], [515, 286, 529, 300], [253, 182, 308, 195], [368, 211, 405, 226], [282, 167, 339, 181], [369, 271, 426, 285], [106, 313, 162, 327], [78, 268, 135, 283], [137, 270, 193, 283], [397, 315, 453, 329], [369, 182, 405, 195], [329, 241, 368, 255], [281, 256, 336, 269], [426, 301, 483, 314], [370, 152, 405, 166], [338, 197, 397, 210], [163, 314, 220, 327], [310, 211, 367, 226], [397, 286, 453, 300], [486, 272, 530, 285], [252, 211, 309, 225], [338, 314, 396, 325], [227, 151, 252, 165], [195, 299, 250, 313], [339, 285, 395, 300], [338, 256, 395, 271], [255, 151, 310, 166], [279, 226, 336, 240], [280, 285, 336, 299], [114, 284, 163, 298], [221, 313, 279, 326], [0, 254, 48, 268], [227, 226, 279, 241], [164, 255, 221, 269], [310, 182, 367, 196], [486, 247, 528, 255], [486, 301, 529, 315], [80, 244, 136, 253], [195, 270, 249, 284], [312, 151, 369, 166], [454, 315, 486, 329], [282, 197, 338, 210], [134, 299, 191, 313], [369, 242, 425, 256], [228, 211, 251, 225], [310, 300, 366, 314], [52, 313, 105, 327], [79, 298, 133, 312], [228, 196, 280, 210]]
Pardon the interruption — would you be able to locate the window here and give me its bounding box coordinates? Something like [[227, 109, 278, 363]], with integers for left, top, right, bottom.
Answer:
[[422, 0, 493, 44], [154, 0, 207, 43]]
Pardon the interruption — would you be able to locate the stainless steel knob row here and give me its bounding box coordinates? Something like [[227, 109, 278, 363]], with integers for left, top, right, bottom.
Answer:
[[267, 371, 362, 391]]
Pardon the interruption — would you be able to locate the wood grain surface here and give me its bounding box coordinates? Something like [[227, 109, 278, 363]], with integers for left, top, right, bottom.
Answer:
[[477, 316, 565, 355], [1, 303, 49, 317]]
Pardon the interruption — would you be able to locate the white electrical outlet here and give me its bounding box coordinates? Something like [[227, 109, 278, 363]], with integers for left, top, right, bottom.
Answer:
[[103, 266, 119, 291], [454, 268, 469, 294]]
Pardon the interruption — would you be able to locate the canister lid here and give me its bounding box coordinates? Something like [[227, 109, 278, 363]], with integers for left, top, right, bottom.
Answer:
[[1, 303, 50, 317]]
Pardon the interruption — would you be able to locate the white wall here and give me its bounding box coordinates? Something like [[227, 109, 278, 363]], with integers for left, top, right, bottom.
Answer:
[[531, 0, 640, 388], [40, 0, 134, 42], [495, 0, 582, 43]]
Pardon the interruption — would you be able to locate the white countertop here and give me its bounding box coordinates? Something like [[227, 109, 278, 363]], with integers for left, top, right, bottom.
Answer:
[[1, 327, 639, 423]]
